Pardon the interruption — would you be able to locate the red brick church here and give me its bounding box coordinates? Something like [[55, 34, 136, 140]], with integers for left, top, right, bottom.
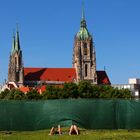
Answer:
[[8, 8, 110, 91]]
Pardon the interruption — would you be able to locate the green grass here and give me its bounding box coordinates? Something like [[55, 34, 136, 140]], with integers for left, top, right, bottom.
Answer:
[[1, 129, 140, 140]]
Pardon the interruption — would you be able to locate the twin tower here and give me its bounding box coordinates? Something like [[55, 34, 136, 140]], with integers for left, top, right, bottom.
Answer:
[[8, 9, 98, 86], [8, 30, 24, 86]]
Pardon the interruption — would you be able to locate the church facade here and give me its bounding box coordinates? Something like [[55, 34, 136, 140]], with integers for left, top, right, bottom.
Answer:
[[8, 9, 110, 88]]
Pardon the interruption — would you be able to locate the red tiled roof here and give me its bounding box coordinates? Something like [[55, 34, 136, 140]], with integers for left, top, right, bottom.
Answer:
[[19, 86, 30, 93], [24, 68, 110, 85], [24, 68, 77, 82], [36, 85, 46, 94], [96, 71, 111, 85]]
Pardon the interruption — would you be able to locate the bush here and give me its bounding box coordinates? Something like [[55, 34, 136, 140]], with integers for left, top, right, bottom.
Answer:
[[0, 81, 132, 100], [43, 85, 59, 99], [62, 83, 78, 98], [78, 80, 92, 98], [0, 89, 25, 100], [26, 89, 42, 100], [0, 89, 10, 99], [13, 90, 25, 100]]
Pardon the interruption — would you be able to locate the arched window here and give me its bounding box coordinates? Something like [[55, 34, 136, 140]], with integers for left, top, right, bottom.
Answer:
[[19, 56, 21, 66], [85, 64, 88, 77], [15, 57, 17, 66], [83, 43, 87, 55]]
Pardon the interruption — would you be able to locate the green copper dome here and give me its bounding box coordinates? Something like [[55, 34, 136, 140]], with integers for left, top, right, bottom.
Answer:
[[76, 5, 91, 40], [76, 25, 91, 40]]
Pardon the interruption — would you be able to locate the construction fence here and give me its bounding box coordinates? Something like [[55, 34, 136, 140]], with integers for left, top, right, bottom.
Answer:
[[0, 99, 140, 130]]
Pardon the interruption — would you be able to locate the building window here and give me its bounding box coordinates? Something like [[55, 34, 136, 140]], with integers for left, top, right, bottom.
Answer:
[[83, 43, 87, 55], [19, 57, 21, 66], [85, 64, 88, 77], [15, 57, 17, 66]]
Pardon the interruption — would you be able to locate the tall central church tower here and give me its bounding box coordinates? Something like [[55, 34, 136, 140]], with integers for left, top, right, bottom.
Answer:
[[8, 29, 24, 87], [73, 7, 97, 84]]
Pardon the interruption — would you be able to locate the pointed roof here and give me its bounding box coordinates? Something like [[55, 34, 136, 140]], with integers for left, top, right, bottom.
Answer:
[[81, 1, 85, 20], [10, 25, 21, 55], [11, 33, 15, 55], [81, 2, 86, 28], [76, 3, 91, 40], [15, 29, 20, 52], [96, 71, 111, 85]]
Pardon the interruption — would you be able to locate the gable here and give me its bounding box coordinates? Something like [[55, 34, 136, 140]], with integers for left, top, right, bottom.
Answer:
[[97, 71, 111, 85]]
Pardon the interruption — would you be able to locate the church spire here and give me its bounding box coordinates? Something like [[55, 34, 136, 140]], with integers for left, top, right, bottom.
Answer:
[[11, 32, 15, 55], [81, 1, 86, 28], [76, 3, 90, 40], [15, 24, 20, 52], [8, 24, 24, 86], [82, 1, 85, 20]]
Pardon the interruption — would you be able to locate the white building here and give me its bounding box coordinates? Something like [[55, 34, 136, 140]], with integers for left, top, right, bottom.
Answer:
[[112, 78, 140, 98]]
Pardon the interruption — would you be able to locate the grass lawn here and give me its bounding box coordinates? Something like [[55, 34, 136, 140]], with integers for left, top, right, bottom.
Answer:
[[1, 129, 140, 140]]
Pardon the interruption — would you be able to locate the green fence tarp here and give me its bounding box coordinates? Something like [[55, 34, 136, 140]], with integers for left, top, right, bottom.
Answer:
[[0, 99, 140, 131], [116, 100, 140, 129]]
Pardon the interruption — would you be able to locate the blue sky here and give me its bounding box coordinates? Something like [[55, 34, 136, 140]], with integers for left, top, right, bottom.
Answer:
[[0, 0, 140, 84]]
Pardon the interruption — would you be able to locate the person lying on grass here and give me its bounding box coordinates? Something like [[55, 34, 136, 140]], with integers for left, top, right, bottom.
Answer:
[[69, 125, 79, 135], [49, 125, 62, 135]]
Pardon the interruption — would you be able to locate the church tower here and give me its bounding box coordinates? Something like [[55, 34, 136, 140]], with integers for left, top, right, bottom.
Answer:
[[8, 29, 24, 87], [73, 7, 97, 84]]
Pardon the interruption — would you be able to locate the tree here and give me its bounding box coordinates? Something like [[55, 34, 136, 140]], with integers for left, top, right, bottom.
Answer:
[[26, 89, 42, 100], [62, 82, 78, 98], [0, 89, 10, 99], [78, 80, 92, 98], [42, 85, 60, 99], [13, 89, 25, 100], [0, 82, 132, 100]]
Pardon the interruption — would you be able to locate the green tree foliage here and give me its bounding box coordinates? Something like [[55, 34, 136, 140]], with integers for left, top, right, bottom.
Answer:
[[78, 80, 92, 98], [0, 89, 25, 100], [62, 82, 78, 98], [0, 81, 132, 100], [13, 89, 26, 100], [0, 89, 10, 99], [26, 89, 42, 100], [42, 85, 60, 99]]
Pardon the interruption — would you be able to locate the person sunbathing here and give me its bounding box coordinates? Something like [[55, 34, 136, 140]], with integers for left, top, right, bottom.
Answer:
[[49, 125, 62, 135], [69, 125, 79, 135]]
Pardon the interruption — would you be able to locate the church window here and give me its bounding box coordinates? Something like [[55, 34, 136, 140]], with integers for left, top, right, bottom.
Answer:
[[85, 64, 88, 77], [83, 43, 87, 55], [15, 57, 17, 66], [19, 57, 21, 65]]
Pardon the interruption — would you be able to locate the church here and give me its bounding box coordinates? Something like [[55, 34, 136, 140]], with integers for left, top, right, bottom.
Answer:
[[7, 8, 110, 90]]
